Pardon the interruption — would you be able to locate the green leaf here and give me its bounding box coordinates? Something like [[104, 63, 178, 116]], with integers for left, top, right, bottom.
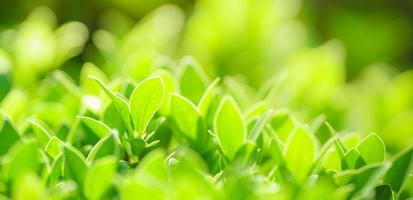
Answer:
[[341, 149, 366, 170], [214, 96, 246, 160], [284, 126, 317, 182], [384, 146, 413, 192], [374, 184, 395, 200], [28, 119, 51, 148], [80, 62, 108, 95], [270, 110, 296, 142], [48, 154, 64, 185], [45, 136, 63, 159], [136, 149, 168, 181], [357, 133, 386, 164], [348, 163, 389, 199], [84, 156, 117, 200], [326, 122, 347, 159], [90, 76, 133, 135], [11, 173, 47, 200], [129, 76, 165, 136], [3, 140, 41, 181], [128, 138, 146, 156], [247, 110, 273, 143], [267, 126, 285, 166], [178, 56, 209, 103], [151, 69, 178, 116], [170, 93, 201, 141], [198, 78, 220, 117], [86, 134, 119, 162], [0, 116, 20, 156], [78, 116, 112, 138], [63, 145, 88, 187]]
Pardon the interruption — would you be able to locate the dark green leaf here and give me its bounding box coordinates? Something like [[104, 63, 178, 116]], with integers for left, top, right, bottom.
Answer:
[[384, 146, 413, 192], [0, 116, 20, 156]]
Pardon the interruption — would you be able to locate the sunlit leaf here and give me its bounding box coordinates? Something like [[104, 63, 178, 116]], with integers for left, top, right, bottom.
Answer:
[[214, 96, 246, 160], [86, 134, 120, 162], [357, 133, 386, 164], [198, 78, 220, 117], [84, 156, 117, 200], [90, 76, 133, 135], [284, 126, 318, 182], [63, 145, 88, 187], [170, 93, 201, 142], [129, 76, 165, 136], [78, 116, 112, 138], [178, 56, 209, 103]]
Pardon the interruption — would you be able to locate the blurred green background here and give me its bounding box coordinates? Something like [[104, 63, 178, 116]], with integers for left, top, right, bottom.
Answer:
[[1, 0, 413, 152]]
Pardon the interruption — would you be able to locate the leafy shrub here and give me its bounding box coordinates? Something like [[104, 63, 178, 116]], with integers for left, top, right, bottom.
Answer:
[[0, 5, 413, 200], [0, 54, 412, 199]]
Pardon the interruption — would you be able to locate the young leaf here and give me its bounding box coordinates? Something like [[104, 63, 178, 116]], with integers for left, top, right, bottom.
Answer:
[[198, 78, 220, 117], [135, 149, 168, 181], [384, 146, 413, 192], [341, 149, 366, 170], [63, 145, 88, 187], [80, 62, 108, 95], [48, 154, 64, 185], [86, 134, 119, 162], [374, 184, 395, 200], [170, 93, 200, 141], [78, 116, 112, 138], [129, 76, 165, 136], [270, 110, 296, 142], [45, 136, 63, 159], [326, 122, 347, 159], [214, 96, 246, 160], [178, 56, 209, 103], [0, 116, 20, 156], [348, 163, 390, 199], [284, 126, 318, 182], [357, 133, 386, 164], [151, 69, 178, 116], [3, 140, 41, 181], [247, 110, 273, 143], [84, 156, 117, 200], [29, 119, 52, 148], [90, 76, 133, 135]]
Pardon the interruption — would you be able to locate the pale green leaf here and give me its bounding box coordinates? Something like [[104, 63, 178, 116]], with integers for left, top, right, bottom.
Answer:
[[90, 76, 133, 135], [284, 126, 318, 182], [198, 78, 220, 117], [84, 156, 117, 200], [78, 116, 112, 138], [170, 93, 200, 141], [129, 76, 165, 136], [45, 136, 63, 159], [178, 56, 209, 103], [86, 134, 119, 162], [214, 96, 246, 160], [63, 145, 88, 187], [357, 133, 386, 164], [29, 119, 51, 148]]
